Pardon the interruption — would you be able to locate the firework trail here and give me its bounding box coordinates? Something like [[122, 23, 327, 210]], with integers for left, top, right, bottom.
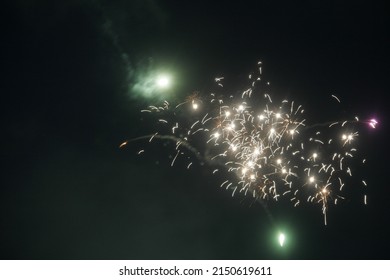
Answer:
[[123, 62, 377, 224]]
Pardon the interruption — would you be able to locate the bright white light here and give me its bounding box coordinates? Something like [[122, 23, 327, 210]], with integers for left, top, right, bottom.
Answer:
[[157, 76, 170, 88], [309, 176, 315, 183], [192, 103, 199, 110], [238, 105, 244, 111], [275, 113, 281, 119], [276, 159, 282, 165], [313, 153, 318, 159], [279, 233, 285, 247], [342, 133, 354, 142], [227, 122, 235, 130]]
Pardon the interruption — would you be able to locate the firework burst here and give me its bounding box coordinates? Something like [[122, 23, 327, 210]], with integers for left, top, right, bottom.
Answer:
[[125, 62, 376, 224]]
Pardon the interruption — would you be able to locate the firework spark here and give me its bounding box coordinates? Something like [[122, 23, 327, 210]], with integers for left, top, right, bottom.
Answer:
[[131, 62, 375, 223], [278, 233, 286, 247]]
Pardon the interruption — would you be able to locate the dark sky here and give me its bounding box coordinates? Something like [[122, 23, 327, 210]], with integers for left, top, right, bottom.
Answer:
[[1, 0, 389, 259]]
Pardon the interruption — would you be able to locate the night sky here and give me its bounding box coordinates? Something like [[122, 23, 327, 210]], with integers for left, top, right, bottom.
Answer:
[[1, 0, 389, 259]]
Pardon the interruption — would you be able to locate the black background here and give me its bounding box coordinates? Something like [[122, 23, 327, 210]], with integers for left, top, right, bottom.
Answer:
[[0, 0, 388, 259]]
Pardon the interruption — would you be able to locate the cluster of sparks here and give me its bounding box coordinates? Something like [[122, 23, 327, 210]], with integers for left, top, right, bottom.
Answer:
[[125, 62, 377, 224]]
